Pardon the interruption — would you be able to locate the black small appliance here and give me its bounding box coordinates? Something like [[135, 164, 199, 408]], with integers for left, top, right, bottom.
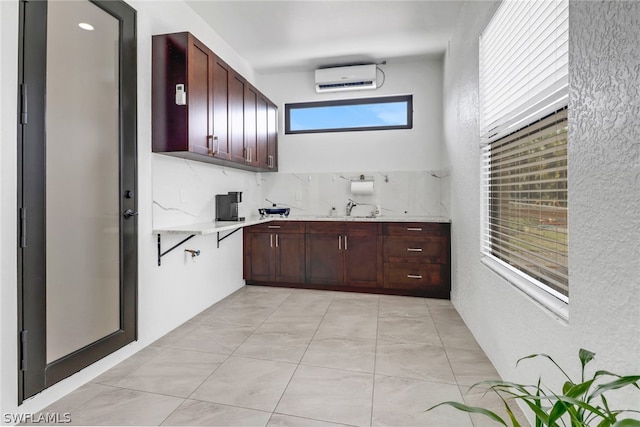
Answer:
[[216, 191, 244, 221]]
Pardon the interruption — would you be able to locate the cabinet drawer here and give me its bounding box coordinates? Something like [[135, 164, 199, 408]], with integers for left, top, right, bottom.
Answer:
[[384, 236, 448, 263], [247, 221, 304, 233], [383, 263, 445, 289], [305, 221, 381, 235], [305, 221, 344, 234], [383, 222, 449, 236]]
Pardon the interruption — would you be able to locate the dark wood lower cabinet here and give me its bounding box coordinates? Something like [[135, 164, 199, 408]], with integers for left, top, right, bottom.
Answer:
[[243, 221, 450, 298], [305, 222, 382, 288], [243, 222, 305, 284]]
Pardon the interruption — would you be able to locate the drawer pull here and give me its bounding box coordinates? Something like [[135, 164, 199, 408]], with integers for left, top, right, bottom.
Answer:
[[407, 274, 423, 279], [406, 227, 423, 231], [267, 225, 281, 229], [407, 248, 423, 252]]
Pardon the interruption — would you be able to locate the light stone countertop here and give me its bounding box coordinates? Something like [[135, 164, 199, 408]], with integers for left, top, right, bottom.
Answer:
[[153, 215, 451, 236]]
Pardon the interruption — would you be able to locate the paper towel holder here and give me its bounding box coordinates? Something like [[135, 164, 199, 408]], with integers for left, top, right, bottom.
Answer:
[[351, 174, 374, 183], [349, 174, 375, 196]]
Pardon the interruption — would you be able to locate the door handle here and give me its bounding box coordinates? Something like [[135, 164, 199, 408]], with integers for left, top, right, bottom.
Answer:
[[123, 209, 138, 219]]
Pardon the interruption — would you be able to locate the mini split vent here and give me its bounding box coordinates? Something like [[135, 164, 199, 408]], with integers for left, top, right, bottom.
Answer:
[[314, 64, 377, 93]]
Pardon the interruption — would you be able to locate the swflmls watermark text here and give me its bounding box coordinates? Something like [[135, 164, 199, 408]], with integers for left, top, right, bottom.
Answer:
[[3, 412, 71, 424]]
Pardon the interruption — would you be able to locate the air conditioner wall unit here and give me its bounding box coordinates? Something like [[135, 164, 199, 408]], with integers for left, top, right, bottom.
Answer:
[[314, 64, 377, 93]]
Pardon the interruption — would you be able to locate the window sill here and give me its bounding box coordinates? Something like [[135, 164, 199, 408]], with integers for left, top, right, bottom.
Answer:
[[481, 255, 569, 323]]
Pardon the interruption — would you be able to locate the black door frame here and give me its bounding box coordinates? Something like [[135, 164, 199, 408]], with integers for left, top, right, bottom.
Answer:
[[17, 0, 137, 403]]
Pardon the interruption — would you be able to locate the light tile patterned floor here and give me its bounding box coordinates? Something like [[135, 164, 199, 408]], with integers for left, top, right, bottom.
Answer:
[[35, 286, 527, 426]]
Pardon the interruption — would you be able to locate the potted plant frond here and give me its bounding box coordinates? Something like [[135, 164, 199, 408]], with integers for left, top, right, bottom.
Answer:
[[428, 349, 640, 427]]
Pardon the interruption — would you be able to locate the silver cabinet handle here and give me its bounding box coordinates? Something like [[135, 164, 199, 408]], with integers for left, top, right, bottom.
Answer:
[[207, 135, 214, 156], [275, 234, 279, 248], [406, 227, 423, 231], [407, 248, 423, 252], [270, 234, 273, 248], [267, 225, 281, 229], [268, 155, 274, 169], [407, 274, 423, 279], [344, 235, 348, 250], [338, 235, 342, 250]]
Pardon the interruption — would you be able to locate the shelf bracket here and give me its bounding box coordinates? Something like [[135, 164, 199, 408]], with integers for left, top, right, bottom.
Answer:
[[217, 227, 242, 248], [157, 234, 196, 266]]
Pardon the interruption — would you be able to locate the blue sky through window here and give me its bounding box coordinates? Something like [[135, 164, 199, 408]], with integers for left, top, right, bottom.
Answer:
[[285, 96, 412, 133]]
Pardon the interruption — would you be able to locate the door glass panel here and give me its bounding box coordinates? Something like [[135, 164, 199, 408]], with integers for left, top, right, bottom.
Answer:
[[46, 0, 120, 363]]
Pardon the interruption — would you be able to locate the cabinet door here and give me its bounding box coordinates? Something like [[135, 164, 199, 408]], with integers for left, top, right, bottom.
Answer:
[[229, 73, 246, 164], [275, 233, 305, 283], [244, 85, 258, 167], [187, 37, 214, 157], [245, 232, 273, 282], [344, 233, 382, 287], [212, 55, 230, 160], [306, 233, 342, 285], [267, 102, 278, 171], [256, 96, 269, 169]]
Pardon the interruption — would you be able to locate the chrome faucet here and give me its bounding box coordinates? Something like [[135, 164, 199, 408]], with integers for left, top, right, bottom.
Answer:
[[346, 199, 380, 217], [346, 200, 357, 216]]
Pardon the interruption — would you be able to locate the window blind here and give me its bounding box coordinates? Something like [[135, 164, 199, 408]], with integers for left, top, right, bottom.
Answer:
[[480, 0, 568, 143], [481, 109, 568, 298]]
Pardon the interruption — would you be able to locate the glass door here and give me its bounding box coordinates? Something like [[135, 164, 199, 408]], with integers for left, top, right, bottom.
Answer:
[[18, 0, 137, 402]]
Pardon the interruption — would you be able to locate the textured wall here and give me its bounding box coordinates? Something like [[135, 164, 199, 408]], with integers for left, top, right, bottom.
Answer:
[[444, 0, 640, 421], [568, 0, 640, 381]]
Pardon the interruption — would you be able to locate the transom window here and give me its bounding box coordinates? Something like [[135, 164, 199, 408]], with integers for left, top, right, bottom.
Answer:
[[285, 95, 412, 134]]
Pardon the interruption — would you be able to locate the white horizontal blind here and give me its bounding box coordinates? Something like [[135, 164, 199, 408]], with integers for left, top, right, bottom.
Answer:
[[480, 0, 568, 143], [481, 109, 569, 299]]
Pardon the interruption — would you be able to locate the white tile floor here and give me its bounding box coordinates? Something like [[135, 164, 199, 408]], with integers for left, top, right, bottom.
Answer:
[[35, 286, 527, 426]]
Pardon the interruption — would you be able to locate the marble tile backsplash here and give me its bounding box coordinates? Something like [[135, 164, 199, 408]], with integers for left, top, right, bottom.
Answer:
[[259, 170, 450, 218], [153, 155, 450, 228]]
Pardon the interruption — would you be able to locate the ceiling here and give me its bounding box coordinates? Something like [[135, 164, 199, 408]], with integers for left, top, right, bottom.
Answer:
[[185, 0, 465, 74]]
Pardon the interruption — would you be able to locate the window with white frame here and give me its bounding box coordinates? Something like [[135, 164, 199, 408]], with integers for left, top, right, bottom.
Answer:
[[480, 0, 569, 300]]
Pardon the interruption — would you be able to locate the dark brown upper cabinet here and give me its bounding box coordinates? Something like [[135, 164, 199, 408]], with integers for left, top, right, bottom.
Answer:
[[152, 32, 278, 172]]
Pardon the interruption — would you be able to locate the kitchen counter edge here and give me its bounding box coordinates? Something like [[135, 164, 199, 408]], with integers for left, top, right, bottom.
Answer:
[[153, 216, 451, 236]]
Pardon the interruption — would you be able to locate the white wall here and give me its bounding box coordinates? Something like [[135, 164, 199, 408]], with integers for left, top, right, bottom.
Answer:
[[258, 59, 444, 173], [444, 0, 640, 420], [0, 0, 265, 419]]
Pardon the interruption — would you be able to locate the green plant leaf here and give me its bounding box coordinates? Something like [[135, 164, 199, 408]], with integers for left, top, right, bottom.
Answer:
[[597, 420, 612, 427], [548, 398, 570, 425], [515, 397, 551, 425], [578, 348, 596, 382], [563, 380, 575, 395], [518, 353, 572, 382], [566, 379, 595, 399], [590, 376, 640, 399], [594, 370, 622, 379], [612, 420, 640, 427], [426, 401, 508, 426]]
